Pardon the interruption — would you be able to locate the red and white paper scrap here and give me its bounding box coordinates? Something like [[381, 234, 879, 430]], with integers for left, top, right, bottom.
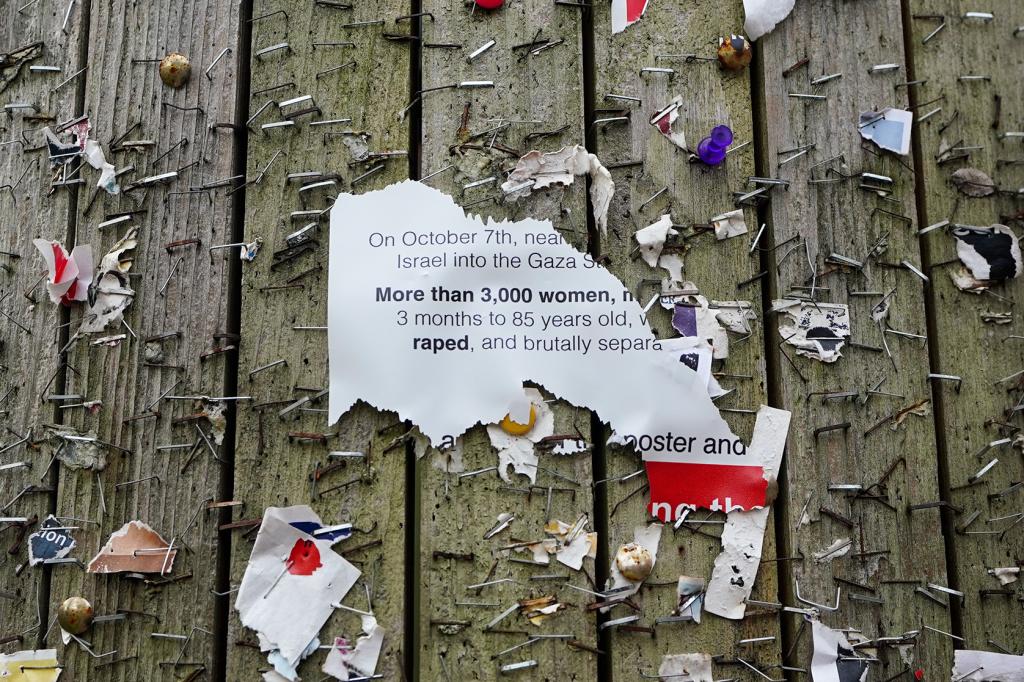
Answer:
[[33, 240, 92, 306], [612, 0, 649, 33]]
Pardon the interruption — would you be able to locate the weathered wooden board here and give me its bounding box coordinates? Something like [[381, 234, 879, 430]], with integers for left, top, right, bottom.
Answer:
[[590, 1, 780, 678], [756, 0, 954, 675], [416, 2, 599, 678], [46, 0, 241, 678], [907, 0, 1024, 654], [225, 1, 412, 679], [0, 0, 83, 649]]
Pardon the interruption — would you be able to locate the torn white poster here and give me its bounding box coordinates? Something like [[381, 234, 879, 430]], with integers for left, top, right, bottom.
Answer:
[[711, 209, 747, 241], [485, 387, 554, 483], [953, 224, 1022, 283], [650, 97, 686, 149], [235, 506, 361, 672], [635, 214, 676, 268], [501, 146, 614, 235], [658, 653, 714, 682], [612, 0, 649, 33], [79, 228, 138, 334], [328, 182, 768, 512], [811, 620, 869, 682], [774, 299, 850, 363], [859, 108, 913, 156], [743, 0, 796, 40], [952, 650, 1024, 681], [607, 523, 661, 602], [705, 406, 791, 619], [323, 615, 385, 681]]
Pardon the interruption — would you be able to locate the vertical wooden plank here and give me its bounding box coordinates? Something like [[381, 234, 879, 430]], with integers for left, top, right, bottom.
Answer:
[[590, 1, 780, 677], [47, 0, 241, 677], [226, 1, 411, 679], [0, 0, 83, 647], [416, 2, 597, 678], [756, 1, 954, 675], [907, 0, 1024, 653]]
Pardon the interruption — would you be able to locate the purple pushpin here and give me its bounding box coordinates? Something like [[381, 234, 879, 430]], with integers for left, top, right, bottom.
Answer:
[[697, 125, 733, 166]]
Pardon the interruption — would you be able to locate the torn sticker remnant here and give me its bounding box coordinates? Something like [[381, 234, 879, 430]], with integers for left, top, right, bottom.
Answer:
[[711, 209, 747, 241], [486, 387, 554, 483], [650, 97, 686, 150], [0, 649, 61, 681], [79, 227, 138, 334], [953, 224, 1022, 283], [33, 240, 93, 306], [612, 0, 649, 33], [28, 515, 76, 566], [774, 299, 850, 363], [87, 520, 176, 574], [635, 214, 677, 268], [859, 108, 913, 156]]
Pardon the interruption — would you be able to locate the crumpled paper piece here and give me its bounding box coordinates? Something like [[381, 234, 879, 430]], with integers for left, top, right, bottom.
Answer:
[[502, 145, 614, 235], [774, 299, 850, 363], [743, 0, 796, 40], [323, 615, 385, 681], [711, 209, 747, 241], [635, 214, 677, 268], [42, 424, 106, 471], [33, 240, 93, 305], [650, 97, 686, 149], [658, 653, 713, 682], [80, 227, 138, 333], [486, 387, 554, 483], [87, 520, 176, 574]]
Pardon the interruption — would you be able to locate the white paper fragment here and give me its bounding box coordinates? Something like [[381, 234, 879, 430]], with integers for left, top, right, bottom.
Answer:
[[859, 108, 913, 156], [711, 209, 748, 241], [813, 537, 852, 564], [551, 438, 587, 455], [951, 265, 989, 293], [607, 523, 662, 601], [430, 436, 465, 473], [235, 506, 361, 672], [953, 651, 1024, 681], [241, 238, 263, 261], [672, 293, 755, 361], [268, 638, 318, 681], [501, 146, 614, 235], [650, 97, 686, 149], [991, 567, 1020, 585], [33, 240, 93, 305], [0, 649, 61, 681], [83, 139, 119, 194], [323, 615, 385, 681], [659, 253, 684, 283], [774, 299, 850, 363], [811, 620, 869, 682], [612, 0, 650, 33], [329, 182, 754, 513], [658, 653, 714, 682], [743, 0, 796, 40], [635, 214, 677, 268], [705, 406, 791, 619], [80, 228, 138, 334], [674, 576, 704, 623], [556, 532, 593, 570], [953, 224, 1022, 283], [485, 387, 554, 483]]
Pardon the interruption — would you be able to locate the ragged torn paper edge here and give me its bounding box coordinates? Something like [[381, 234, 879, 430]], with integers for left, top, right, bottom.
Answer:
[[658, 653, 713, 682], [486, 387, 555, 483], [773, 299, 850, 363], [743, 0, 796, 40], [705, 406, 790, 619], [322, 614, 385, 681], [952, 650, 1024, 681]]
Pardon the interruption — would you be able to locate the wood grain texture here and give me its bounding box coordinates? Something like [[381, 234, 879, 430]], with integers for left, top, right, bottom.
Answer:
[[225, 0, 411, 679], [907, 0, 1024, 654], [416, 2, 598, 679], [590, 1, 780, 678], [0, 0, 83, 649], [46, 0, 241, 679], [756, 0, 954, 675]]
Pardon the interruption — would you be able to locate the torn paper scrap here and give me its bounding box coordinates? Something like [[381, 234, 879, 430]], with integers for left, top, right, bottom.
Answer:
[[953, 224, 1022, 283], [607, 523, 662, 602], [990, 567, 1020, 585], [813, 537, 852, 564], [859, 108, 913, 156], [80, 227, 138, 333], [951, 167, 996, 197], [774, 299, 850, 363], [0, 42, 44, 93], [268, 638, 318, 682], [235, 506, 360, 670], [329, 181, 754, 513], [43, 127, 82, 165], [486, 387, 554, 483], [33, 240, 92, 305], [674, 576, 704, 623], [501, 146, 614, 235], [42, 425, 107, 471], [711, 209, 748, 241], [87, 520, 176, 574], [952, 650, 1024, 681], [323, 615, 385, 681], [612, 0, 649, 33], [811, 620, 869, 682], [0, 649, 61, 681], [743, 0, 796, 40], [651, 97, 686, 149], [635, 215, 676, 268], [658, 653, 714, 682], [706, 406, 791, 619], [83, 139, 119, 194], [28, 515, 76, 567], [672, 292, 755, 360]]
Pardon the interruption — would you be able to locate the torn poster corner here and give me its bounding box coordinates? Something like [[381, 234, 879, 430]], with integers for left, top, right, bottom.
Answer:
[[811, 620, 869, 682], [80, 227, 139, 334], [658, 653, 714, 682], [859, 108, 913, 156], [87, 520, 176, 574], [953, 224, 1022, 284], [501, 145, 614, 235], [612, 0, 649, 33], [33, 239, 93, 306], [742, 0, 796, 41], [635, 214, 677, 268], [710, 209, 747, 241], [650, 97, 686, 149], [0, 649, 61, 681], [774, 299, 850, 363], [486, 387, 554, 484], [323, 615, 385, 681], [28, 515, 76, 567]]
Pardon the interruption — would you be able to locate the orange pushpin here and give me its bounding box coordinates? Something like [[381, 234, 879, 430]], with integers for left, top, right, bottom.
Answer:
[[499, 404, 536, 436]]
